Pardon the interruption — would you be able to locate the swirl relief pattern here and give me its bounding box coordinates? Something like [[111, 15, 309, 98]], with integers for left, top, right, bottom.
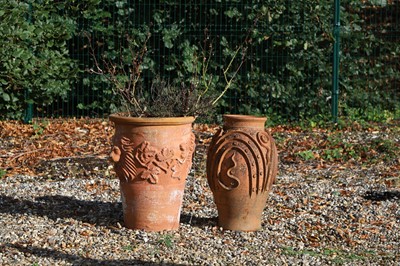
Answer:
[[207, 128, 278, 197]]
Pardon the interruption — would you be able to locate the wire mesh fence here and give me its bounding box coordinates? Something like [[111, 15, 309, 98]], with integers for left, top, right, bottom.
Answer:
[[339, 0, 400, 121], [1, 1, 398, 122]]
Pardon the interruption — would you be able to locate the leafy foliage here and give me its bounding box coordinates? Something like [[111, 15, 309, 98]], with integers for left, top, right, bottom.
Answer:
[[223, 1, 334, 121], [0, 0, 398, 121], [340, 0, 400, 119], [0, 0, 77, 119], [75, 0, 253, 117]]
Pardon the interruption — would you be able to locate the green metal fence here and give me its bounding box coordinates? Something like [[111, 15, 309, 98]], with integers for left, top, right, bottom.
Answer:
[[14, 1, 400, 122]]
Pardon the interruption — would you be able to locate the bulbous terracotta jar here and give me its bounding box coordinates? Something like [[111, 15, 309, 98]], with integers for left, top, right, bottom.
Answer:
[[207, 114, 278, 231], [109, 114, 195, 231]]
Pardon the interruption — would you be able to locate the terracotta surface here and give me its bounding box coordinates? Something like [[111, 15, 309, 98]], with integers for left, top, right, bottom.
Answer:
[[109, 115, 195, 231], [207, 114, 278, 231]]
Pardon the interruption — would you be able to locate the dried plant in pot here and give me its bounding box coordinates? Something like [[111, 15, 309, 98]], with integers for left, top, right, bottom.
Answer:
[[86, 29, 248, 231]]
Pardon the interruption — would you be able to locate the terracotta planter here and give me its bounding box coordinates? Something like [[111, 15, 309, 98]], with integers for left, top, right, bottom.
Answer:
[[207, 114, 278, 231], [109, 114, 195, 231]]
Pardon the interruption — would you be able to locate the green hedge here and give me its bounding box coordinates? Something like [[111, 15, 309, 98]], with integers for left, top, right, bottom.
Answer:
[[67, 0, 336, 120], [0, 0, 398, 122], [340, 0, 400, 120], [0, 0, 77, 119]]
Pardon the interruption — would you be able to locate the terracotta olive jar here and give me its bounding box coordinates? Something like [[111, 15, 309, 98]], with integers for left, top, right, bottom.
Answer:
[[109, 114, 195, 231], [206, 114, 278, 231]]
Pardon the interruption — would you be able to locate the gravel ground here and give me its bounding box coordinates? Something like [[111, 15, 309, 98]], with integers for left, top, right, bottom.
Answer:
[[1, 130, 399, 265]]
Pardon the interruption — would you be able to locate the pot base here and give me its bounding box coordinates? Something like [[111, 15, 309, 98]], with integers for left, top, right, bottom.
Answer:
[[215, 190, 269, 231], [120, 182, 185, 231]]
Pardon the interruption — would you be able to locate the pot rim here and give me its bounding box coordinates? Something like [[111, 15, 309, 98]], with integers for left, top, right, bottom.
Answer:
[[109, 113, 195, 126], [223, 114, 267, 121]]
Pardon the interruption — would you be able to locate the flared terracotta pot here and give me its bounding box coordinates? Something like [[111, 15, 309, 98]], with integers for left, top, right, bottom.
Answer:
[[207, 114, 278, 231], [109, 114, 195, 231]]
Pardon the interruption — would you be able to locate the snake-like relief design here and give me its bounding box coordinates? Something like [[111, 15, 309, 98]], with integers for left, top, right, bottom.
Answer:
[[207, 129, 277, 197], [111, 133, 195, 184], [217, 153, 240, 190]]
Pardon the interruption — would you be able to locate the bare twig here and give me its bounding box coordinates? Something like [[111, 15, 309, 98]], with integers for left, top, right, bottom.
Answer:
[[85, 30, 151, 116], [83, 9, 264, 117], [9, 148, 47, 162]]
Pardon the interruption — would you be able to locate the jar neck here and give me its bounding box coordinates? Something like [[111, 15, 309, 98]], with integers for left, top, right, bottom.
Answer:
[[223, 114, 267, 129]]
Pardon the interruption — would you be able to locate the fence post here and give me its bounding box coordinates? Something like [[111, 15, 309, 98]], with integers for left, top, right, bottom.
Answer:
[[24, 3, 33, 124], [332, 0, 341, 123]]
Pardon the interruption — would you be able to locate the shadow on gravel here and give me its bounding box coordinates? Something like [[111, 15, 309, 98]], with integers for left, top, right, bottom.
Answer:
[[363, 190, 400, 201], [0, 195, 122, 226], [4, 243, 184, 266], [180, 213, 217, 228]]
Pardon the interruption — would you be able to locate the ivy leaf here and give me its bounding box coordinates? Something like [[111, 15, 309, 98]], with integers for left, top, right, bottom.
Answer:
[[2, 93, 10, 102], [162, 24, 181, 49], [224, 8, 242, 19]]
